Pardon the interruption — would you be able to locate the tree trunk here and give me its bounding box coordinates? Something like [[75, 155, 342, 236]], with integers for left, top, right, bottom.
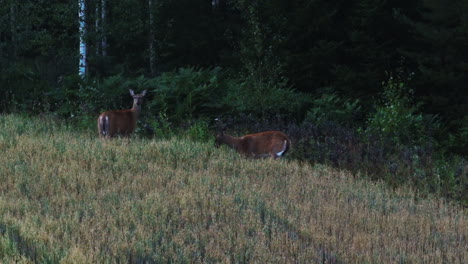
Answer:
[[101, 0, 107, 57], [78, 0, 87, 77], [212, 0, 220, 9], [95, 1, 100, 56], [10, 2, 17, 58], [148, 0, 156, 75]]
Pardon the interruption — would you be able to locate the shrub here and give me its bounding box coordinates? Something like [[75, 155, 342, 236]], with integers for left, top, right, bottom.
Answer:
[[148, 67, 226, 124], [445, 116, 468, 156], [147, 67, 310, 125], [184, 120, 211, 142], [366, 77, 439, 146], [304, 92, 361, 126], [222, 77, 310, 119], [141, 109, 175, 139]]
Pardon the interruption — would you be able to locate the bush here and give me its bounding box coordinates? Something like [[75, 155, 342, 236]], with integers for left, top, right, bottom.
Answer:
[[141, 109, 175, 139], [444, 116, 468, 156], [183, 120, 211, 142], [222, 76, 310, 119], [148, 67, 226, 124], [148, 67, 310, 125], [304, 92, 361, 126], [366, 78, 439, 146]]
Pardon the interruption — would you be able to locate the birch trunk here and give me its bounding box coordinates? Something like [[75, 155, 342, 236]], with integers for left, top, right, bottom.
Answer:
[[78, 0, 87, 76]]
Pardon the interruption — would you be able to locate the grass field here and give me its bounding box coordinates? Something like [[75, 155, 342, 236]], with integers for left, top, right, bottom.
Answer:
[[0, 114, 466, 263]]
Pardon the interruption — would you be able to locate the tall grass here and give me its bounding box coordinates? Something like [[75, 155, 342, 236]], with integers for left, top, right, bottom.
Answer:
[[0, 114, 466, 263]]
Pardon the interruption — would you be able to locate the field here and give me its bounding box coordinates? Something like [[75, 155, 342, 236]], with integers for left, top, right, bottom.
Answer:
[[0, 114, 466, 263]]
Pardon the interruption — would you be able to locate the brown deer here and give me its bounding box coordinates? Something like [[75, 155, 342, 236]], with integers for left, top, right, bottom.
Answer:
[[215, 131, 291, 159], [97, 89, 147, 138]]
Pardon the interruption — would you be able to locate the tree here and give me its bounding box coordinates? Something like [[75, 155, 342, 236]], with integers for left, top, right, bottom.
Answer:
[[148, 0, 156, 75], [101, 0, 108, 57], [79, 0, 87, 77], [399, 0, 468, 133]]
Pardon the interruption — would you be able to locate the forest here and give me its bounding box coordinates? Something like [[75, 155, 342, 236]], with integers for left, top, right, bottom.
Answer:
[[0, 0, 467, 204]]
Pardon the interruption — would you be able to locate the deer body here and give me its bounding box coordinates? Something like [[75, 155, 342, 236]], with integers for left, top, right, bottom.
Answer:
[[215, 131, 290, 159], [97, 89, 146, 138]]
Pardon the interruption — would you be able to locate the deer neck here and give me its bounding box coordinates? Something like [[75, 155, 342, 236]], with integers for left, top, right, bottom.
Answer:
[[126, 107, 139, 122], [131, 101, 142, 116]]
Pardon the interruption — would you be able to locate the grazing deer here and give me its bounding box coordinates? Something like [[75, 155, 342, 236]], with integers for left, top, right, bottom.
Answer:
[[97, 89, 147, 138], [215, 131, 291, 159]]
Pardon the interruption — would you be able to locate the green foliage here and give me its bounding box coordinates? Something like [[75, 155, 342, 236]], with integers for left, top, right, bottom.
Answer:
[[0, 62, 50, 113], [445, 116, 468, 155], [47, 75, 85, 117], [0, 0, 77, 113], [223, 73, 310, 117], [231, 0, 307, 119], [223, 77, 309, 118], [94, 74, 157, 111], [235, 1, 285, 83], [397, 0, 468, 130], [183, 120, 211, 142], [304, 92, 361, 126], [148, 67, 226, 123], [143, 109, 175, 140], [430, 157, 467, 202], [366, 78, 439, 146]]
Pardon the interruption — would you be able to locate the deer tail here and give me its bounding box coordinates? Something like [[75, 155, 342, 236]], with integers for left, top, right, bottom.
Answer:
[[275, 139, 290, 157], [282, 139, 290, 156], [98, 115, 109, 137]]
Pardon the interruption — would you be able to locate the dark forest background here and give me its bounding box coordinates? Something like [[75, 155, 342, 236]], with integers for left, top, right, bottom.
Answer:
[[0, 0, 466, 204]]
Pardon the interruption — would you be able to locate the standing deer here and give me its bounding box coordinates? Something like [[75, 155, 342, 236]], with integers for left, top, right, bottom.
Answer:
[[215, 131, 291, 159], [97, 89, 147, 138]]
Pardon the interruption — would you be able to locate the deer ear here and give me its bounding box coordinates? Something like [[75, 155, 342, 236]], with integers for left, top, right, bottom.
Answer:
[[141, 90, 147, 96], [129, 89, 135, 96]]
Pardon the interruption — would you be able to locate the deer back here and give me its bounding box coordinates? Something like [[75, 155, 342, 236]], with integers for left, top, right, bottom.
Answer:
[[216, 131, 290, 159]]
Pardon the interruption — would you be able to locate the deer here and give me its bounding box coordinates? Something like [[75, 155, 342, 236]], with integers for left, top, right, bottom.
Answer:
[[97, 89, 147, 138], [215, 131, 291, 159]]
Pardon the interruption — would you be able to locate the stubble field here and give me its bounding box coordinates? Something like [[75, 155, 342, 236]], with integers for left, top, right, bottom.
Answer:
[[0, 114, 466, 263]]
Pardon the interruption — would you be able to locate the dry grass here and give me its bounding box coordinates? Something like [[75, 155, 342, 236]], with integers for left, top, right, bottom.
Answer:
[[0, 114, 466, 263]]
